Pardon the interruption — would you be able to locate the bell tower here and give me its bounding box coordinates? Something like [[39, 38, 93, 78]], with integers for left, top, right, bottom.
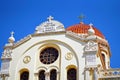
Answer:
[[0, 32, 15, 80]]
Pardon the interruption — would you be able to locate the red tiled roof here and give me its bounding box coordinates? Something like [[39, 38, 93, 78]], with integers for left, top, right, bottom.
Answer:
[[66, 22, 105, 39]]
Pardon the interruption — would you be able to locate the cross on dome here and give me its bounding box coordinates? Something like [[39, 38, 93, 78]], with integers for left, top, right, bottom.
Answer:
[[11, 31, 14, 37], [78, 14, 85, 22], [89, 23, 93, 29], [47, 16, 54, 22], [89, 23, 93, 28]]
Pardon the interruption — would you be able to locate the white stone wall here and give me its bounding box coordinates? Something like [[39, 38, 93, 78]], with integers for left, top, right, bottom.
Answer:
[[4, 32, 109, 80], [7, 33, 86, 80]]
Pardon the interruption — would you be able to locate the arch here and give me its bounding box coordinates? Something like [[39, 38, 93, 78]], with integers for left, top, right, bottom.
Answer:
[[19, 69, 29, 80], [66, 65, 77, 70], [38, 43, 61, 53], [36, 66, 47, 73], [38, 70, 45, 80], [50, 69, 57, 80], [19, 68, 29, 73], [101, 51, 107, 69], [101, 53, 106, 66], [22, 40, 78, 64], [47, 66, 59, 72], [21, 39, 79, 79], [101, 54, 105, 62], [66, 65, 77, 80], [67, 68, 76, 80]]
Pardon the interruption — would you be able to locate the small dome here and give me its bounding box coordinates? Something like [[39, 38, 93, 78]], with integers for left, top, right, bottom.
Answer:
[[35, 16, 65, 33], [66, 22, 105, 39]]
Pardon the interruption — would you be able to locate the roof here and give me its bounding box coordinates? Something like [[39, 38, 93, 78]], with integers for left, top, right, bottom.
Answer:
[[66, 22, 105, 39]]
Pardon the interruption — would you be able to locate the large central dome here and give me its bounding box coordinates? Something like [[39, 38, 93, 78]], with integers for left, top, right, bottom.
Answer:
[[66, 22, 105, 39]]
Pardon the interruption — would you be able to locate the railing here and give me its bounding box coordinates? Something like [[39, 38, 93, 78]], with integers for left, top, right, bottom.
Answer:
[[98, 68, 120, 79]]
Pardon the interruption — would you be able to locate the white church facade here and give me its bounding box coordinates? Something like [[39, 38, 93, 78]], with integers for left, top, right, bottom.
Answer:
[[0, 16, 120, 80]]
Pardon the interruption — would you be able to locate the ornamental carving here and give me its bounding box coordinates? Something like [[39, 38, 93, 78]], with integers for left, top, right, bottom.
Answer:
[[2, 48, 12, 59], [84, 41, 98, 52], [66, 31, 87, 41], [65, 52, 73, 60], [40, 47, 58, 64], [0, 59, 10, 75], [35, 16, 65, 33], [23, 56, 31, 64]]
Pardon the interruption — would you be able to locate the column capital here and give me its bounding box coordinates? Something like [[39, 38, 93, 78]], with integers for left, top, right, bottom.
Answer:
[[84, 67, 98, 71]]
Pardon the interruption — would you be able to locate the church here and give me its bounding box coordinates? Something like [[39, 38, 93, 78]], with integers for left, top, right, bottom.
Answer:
[[0, 16, 120, 80]]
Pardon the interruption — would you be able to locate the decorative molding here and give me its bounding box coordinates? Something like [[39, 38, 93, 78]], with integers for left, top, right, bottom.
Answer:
[[66, 31, 87, 41], [1, 48, 12, 60], [66, 31, 109, 47], [32, 31, 66, 37], [13, 35, 32, 48], [0, 73, 9, 79], [0, 59, 11, 76], [35, 16, 65, 33], [84, 66, 98, 71], [99, 69, 120, 78], [23, 56, 31, 64], [84, 41, 98, 52], [65, 52, 73, 60]]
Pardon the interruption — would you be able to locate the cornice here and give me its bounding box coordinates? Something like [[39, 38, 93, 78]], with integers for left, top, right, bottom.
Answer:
[[13, 35, 32, 48], [66, 31, 88, 41], [12, 31, 66, 49], [32, 31, 66, 37], [66, 31, 108, 44], [12, 30, 109, 50]]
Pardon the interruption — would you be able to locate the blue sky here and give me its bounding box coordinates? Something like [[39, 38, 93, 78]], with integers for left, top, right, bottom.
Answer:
[[0, 0, 120, 68]]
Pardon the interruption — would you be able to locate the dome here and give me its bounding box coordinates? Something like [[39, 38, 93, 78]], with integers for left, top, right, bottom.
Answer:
[[66, 22, 105, 39]]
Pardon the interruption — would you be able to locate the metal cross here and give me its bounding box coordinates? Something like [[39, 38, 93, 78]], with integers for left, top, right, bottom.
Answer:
[[78, 14, 85, 22], [10, 31, 14, 37]]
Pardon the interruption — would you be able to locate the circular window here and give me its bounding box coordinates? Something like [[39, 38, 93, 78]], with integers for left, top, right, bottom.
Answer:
[[40, 47, 58, 64]]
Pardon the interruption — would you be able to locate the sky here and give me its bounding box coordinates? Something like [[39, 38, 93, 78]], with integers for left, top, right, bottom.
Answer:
[[0, 0, 120, 68]]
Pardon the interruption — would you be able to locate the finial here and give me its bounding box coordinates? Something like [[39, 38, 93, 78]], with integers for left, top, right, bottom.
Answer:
[[89, 23, 93, 27], [11, 31, 14, 37], [78, 14, 85, 22], [47, 15, 54, 22], [8, 31, 15, 43], [88, 23, 95, 35]]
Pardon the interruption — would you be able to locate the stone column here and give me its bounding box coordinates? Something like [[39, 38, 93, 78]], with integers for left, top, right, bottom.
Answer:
[[0, 74, 8, 80], [34, 73, 38, 80], [89, 68, 94, 80], [57, 71, 60, 80], [45, 72, 50, 80]]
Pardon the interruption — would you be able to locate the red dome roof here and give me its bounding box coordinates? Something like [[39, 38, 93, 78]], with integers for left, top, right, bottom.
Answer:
[[66, 22, 105, 39]]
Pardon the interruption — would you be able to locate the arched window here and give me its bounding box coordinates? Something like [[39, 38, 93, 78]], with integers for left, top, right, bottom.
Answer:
[[102, 54, 106, 65], [67, 68, 76, 80], [20, 71, 29, 80], [50, 69, 57, 80], [39, 70, 45, 80]]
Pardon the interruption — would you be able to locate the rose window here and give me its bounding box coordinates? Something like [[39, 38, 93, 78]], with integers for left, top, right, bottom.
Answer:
[[40, 47, 58, 64]]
